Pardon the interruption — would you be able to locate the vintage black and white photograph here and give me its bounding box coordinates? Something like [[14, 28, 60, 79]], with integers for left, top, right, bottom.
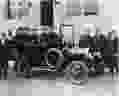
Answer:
[[0, 0, 119, 96]]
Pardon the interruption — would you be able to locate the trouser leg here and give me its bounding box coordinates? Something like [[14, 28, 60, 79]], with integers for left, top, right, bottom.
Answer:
[[0, 64, 2, 79], [24, 56, 32, 79], [0, 63, 8, 80], [3, 64, 8, 80]]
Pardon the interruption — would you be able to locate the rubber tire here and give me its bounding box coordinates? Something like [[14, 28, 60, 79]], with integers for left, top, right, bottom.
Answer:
[[64, 61, 89, 85]]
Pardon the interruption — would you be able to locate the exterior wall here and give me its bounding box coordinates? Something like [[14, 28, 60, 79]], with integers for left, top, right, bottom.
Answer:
[[0, 0, 117, 33]]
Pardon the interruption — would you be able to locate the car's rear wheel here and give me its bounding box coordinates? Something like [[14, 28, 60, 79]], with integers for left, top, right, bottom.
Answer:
[[46, 48, 64, 70]]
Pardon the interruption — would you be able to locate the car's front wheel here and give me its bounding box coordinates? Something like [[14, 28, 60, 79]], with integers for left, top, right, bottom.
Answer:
[[64, 61, 89, 85]]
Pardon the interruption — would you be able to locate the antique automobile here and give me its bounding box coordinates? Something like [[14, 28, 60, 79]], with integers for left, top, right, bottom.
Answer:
[[0, 25, 118, 85]]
